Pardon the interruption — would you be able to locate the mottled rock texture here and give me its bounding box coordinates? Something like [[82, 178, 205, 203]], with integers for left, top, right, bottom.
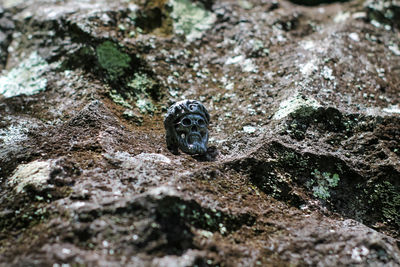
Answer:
[[0, 0, 399, 266]]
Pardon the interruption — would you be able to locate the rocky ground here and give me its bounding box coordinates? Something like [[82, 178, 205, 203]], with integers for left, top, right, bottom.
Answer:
[[0, 0, 399, 266]]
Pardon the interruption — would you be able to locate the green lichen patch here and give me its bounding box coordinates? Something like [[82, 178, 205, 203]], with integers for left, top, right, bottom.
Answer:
[[0, 52, 49, 98], [96, 41, 132, 82], [109, 72, 159, 114], [128, 72, 159, 99], [307, 169, 340, 200], [369, 181, 400, 228], [93, 42, 161, 113], [170, 0, 216, 41], [0, 203, 50, 233], [123, 109, 144, 124], [136, 98, 156, 114], [109, 89, 134, 109]]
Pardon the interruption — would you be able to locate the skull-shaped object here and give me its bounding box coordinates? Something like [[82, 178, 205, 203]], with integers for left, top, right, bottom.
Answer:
[[164, 100, 210, 155]]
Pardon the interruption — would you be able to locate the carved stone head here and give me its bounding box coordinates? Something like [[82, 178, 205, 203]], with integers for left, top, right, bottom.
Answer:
[[164, 100, 210, 155]]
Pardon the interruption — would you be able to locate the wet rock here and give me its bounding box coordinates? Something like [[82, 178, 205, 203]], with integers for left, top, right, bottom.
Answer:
[[273, 218, 400, 266], [0, 0, 399, 265], [49, 158, 81, 187]]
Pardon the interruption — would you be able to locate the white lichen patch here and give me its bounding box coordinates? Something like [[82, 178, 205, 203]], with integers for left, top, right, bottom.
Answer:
[[351, 246, 370, 262], [225, 55, 258, 73], [225, 55, 244, 65], [103, 151, 171, 169], [0, 122, 29, 147], [300, 40, 326, 54], [242, 58, 258, 73], [301, 40, 315, 50], [198, 229, 214, 239], [7, 160, 54, 193], [0, 52, 49, 98], [148, 186, 180, 198], [348, 32, 360, 42], [334, 11, 350, 23], [171, 0, 216, 41], [0, 119, 41, 167], [2, 0, 25, 8], [133, 153, 172, 165], [225, 82, 234, 90], [300, 60, 318, 77], [383, 105, 400, 114], [273, 94, 321, 120], [243, 125, 256, 134], [388, 43, 400, 56], [321, 66, 335, 81]]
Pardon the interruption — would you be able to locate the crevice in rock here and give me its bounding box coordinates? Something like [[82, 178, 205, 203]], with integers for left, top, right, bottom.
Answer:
[[0, 8, 15, 70], [71, 193, 255, 256], [229, 139, 400, 238]]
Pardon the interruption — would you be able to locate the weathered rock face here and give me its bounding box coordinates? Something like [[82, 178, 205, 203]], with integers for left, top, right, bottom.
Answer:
[[0, 0, 399, 266]]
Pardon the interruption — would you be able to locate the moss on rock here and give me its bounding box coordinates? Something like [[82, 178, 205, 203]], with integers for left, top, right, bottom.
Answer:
[[96, 41, 131, 82], [369, 181, 400, 228]]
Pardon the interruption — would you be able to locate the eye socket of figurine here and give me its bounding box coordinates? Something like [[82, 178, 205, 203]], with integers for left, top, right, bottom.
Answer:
[[181, 118, 191, 126]]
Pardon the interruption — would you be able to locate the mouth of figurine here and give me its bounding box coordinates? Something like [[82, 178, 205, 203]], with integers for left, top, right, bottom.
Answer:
[[188, 133, 202, 144]]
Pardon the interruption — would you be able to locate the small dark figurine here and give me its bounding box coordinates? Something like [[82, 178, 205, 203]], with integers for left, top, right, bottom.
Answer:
[[164, 100, 210, 155]]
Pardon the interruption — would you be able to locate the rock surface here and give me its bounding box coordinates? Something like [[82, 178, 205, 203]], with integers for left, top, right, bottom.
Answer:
[[0, 0, 399, 266]]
